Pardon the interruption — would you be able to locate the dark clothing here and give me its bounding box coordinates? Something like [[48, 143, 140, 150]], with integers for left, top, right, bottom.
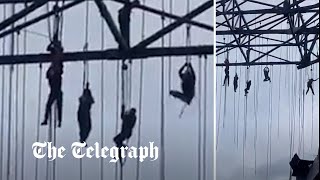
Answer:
[[233, 75, 238, 92], [223, 69, 230, 86], [170, 63, 195, 105], [245, 80, 251, 96], [290, 154, 313, 177], [42, 64, 63, 127], [306, 79, 318, 95], [113, 109, 137, 147], [263, 67, 271, 82], [77, 89, 94, 142]]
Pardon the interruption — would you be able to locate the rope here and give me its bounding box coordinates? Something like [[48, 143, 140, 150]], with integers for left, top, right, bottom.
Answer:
[[185, 0, 191, 64], [198, 55, 202, 180], [136, 1, 146, 179], [100, 13, 105, 180], [160, 0, 165, 179], [14, 31, 20, 180], [20, 8, 27, 180], [202, 55, 208, 180], [83, 0, 90, 88], [168, 0, 173, 91], [0, 5, 6, 180], [35, 63, 43, 180], [7, 4, 15, 179]]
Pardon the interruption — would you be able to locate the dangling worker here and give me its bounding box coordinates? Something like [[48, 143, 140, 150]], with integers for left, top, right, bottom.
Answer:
[[263, 67, 271, 82], [41, 4, 64, 128], [244, 80, 251, 96], [170, 62, 196, 105], [77, 83, 95, 144], [233, 73, 239, 92], [306, 78, 319, 95], [223, 59, 230, 86], [41, 41, 64, 128], [113, 105, 137, 165]]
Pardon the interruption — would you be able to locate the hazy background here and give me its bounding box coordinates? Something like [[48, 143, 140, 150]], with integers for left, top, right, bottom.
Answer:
[[216, 0, 319, 179], [0, 0, 213, 180]]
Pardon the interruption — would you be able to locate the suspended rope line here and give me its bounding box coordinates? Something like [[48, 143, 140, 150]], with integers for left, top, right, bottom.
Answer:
[[7, 4, 15, 179], [198, 55, 202, 180], [236, 50, 241, 149], [0, 5, 6, 180], [202, 55, 208, 180], [100, 13, 105, 180], [160, 0, 166, 179], [311, 65, 314, 151], [35, 63, 42, 180], [20, 9, 27, 180], [136, 1, 146, 179], [14, 31, 20, 180], [216, 66, 223, 150], [168, 0, 173, 91]]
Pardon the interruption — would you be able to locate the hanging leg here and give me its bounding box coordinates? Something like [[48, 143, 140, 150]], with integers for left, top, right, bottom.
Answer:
[[310, 86, 315, 95], [170, 90, 189, 104], [57, 90, 63, 127], [306, 87, 310, 95], [42, 92, 55, 125]]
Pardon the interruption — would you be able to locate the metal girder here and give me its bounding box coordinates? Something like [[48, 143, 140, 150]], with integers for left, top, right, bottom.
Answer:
[[0, 0, 84, 39], [0, 0, 48, 31], [216, 59, 319, 67], [0, 0, 213, 32], [0, 46, 213, 65], [216, 0, 319, 69], [133, 0, 213, 50], [216, 28, 319, 35], [94, 0, 129, 50]]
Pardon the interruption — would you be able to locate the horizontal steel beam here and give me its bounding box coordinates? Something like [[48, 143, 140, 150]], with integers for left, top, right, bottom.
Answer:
[[216, 59, 319, 67], [216, 28, 319, 35], [0, 46, 213, 65]]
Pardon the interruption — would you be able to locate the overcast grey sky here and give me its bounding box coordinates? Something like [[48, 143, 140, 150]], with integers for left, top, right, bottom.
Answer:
[[216, 1, 319, 180], [0, 0, 213, 180]]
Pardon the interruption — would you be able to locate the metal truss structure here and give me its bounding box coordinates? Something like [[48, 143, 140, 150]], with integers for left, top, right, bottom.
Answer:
[[0, 0, 214, 65], [216, 0, 319, 69]]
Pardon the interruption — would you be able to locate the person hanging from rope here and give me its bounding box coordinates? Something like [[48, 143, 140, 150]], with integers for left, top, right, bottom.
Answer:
[[77, 83, 95, 144], [263, 67, 271, 82], [233, 73, 239, 92], [244, 80, 251, 96], [223, 59, 230, 86], [41, 5, 64, 127], [41, 42, 64, 128], [113, 104, 137, 165], [170, 62, 196, 105], [306, 78, 319, 95]]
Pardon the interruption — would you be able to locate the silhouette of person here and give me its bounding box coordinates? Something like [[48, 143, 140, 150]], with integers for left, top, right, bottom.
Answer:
[[170, 62, 196, 105], [77, 83, 95, 144], [244, 80, 251, 96], [233, 73, 239, 92], [223, 59, 230, 86], [306, 78, 318, 95], [263, 67, 271, 82], [41, 42, 64, 128]]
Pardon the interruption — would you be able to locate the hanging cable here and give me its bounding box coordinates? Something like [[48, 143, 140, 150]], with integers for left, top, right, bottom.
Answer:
[[136, 1, 146, 179], [14, 31, 20, 180], [35, 63, 42, 180], [168, 0, 173, 91], [0, 5, 7, 180], [100, 11, 105, 180], [160, 0, 166, 179], [7, 4, 15, 180], [202, 55, 208, 180], [20, 7, 28, 180], [198, 55, 202, 180]]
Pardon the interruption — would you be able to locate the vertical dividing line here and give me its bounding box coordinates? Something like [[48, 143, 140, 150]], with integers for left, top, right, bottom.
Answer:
[[168, 0, 173, 91]]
